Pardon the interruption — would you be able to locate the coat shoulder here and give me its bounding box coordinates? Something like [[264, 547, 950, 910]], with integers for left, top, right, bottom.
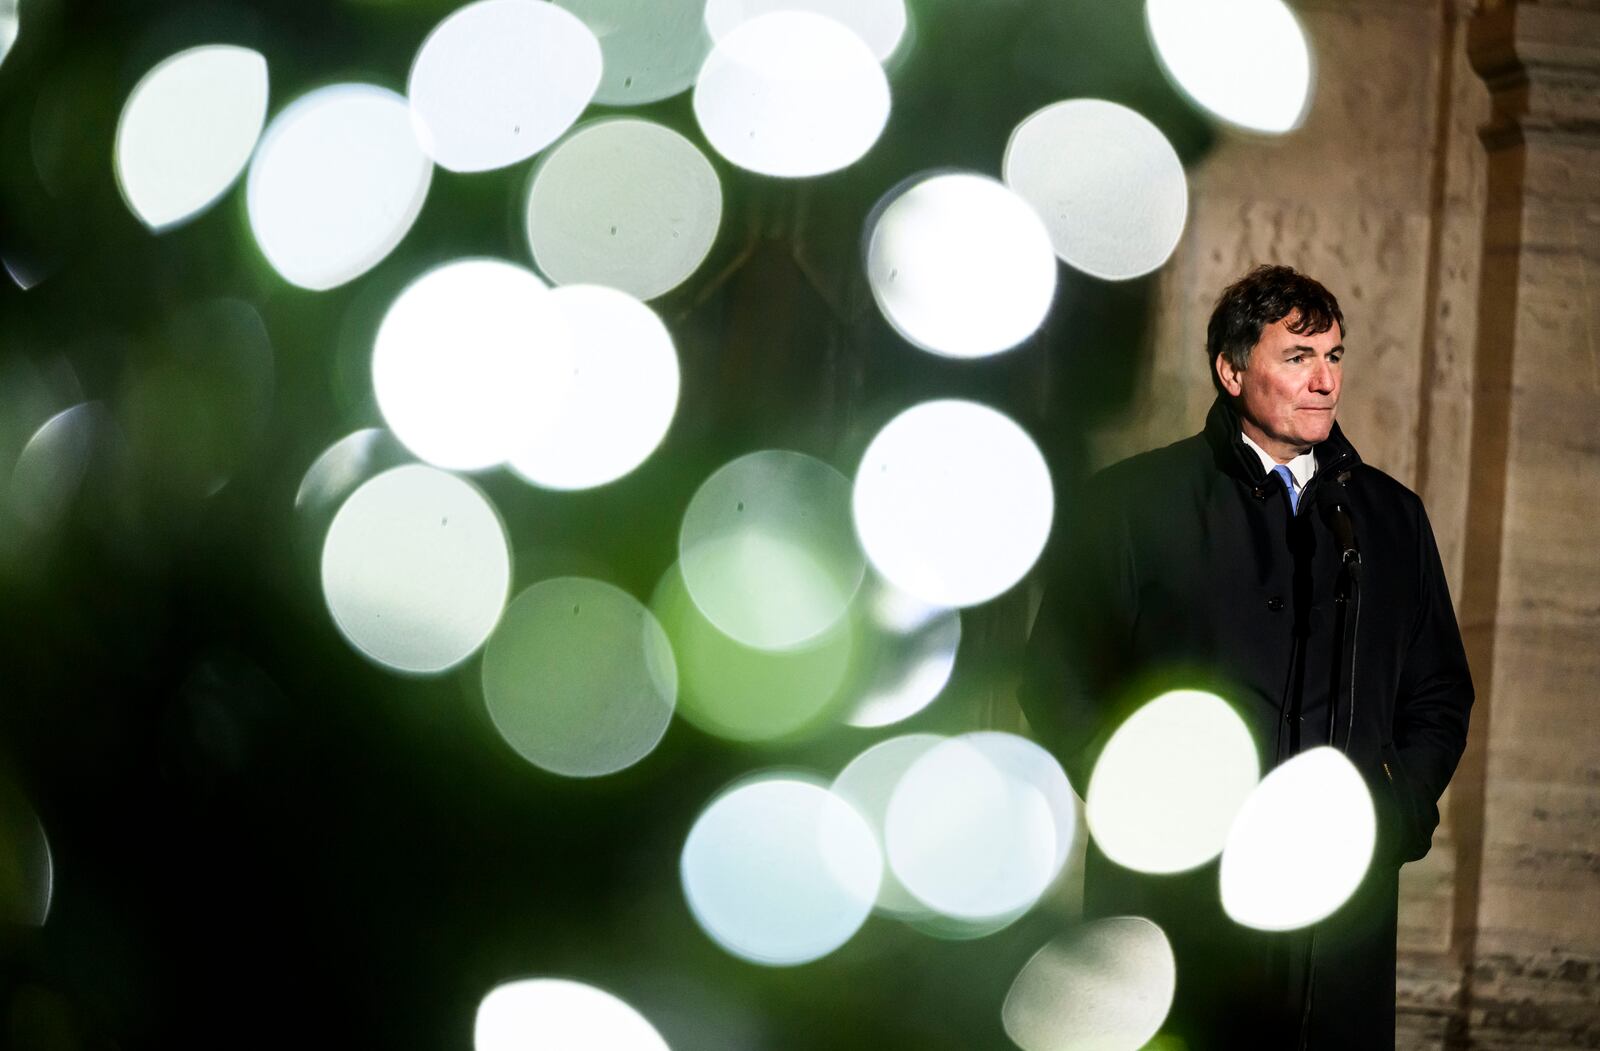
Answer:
[[1347, 461, 1425, 516], [1091, 431, 1212, 495]]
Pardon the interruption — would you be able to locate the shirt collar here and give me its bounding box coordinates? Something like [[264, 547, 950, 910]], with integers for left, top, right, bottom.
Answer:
[[1240, 431, 1317, 491]]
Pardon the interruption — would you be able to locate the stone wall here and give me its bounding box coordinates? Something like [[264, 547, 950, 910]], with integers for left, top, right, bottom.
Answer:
[[1455, 2, 1600, 1047]]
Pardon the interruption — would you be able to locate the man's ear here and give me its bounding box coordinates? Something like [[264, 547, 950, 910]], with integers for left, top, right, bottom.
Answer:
[[1215, 353, 1244, 397]]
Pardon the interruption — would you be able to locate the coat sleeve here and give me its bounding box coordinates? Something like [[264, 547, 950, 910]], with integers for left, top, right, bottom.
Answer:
[[1387, 496, 1475, 862], [1016, 472, 1139, 795]]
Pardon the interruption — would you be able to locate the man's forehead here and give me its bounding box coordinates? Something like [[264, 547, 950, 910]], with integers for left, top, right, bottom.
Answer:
[[1278, 308, 1343, 336], [1263, 313, 1343, 344]]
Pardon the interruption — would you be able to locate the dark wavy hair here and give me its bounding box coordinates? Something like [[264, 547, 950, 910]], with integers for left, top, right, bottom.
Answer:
[[1206, 265, 1345, 395]]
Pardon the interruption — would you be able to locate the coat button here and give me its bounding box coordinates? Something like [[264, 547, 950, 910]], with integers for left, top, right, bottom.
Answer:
[[1267, 596, 1284, 612]]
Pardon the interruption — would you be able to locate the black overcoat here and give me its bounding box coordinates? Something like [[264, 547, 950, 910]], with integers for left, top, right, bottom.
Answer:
[[1020, 397, 1474, 1050]]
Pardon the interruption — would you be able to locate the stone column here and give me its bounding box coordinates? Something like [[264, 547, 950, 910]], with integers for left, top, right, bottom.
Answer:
[[1455, 2, 1600, 1046]]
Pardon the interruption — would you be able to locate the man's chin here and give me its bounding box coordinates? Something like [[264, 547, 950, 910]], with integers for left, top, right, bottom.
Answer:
[[1277, 424, 1332, 449], [1294, 410, 1336, 441]]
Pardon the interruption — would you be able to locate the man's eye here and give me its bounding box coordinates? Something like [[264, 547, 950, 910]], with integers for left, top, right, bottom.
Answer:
[[1287, 355, 1303, 364]]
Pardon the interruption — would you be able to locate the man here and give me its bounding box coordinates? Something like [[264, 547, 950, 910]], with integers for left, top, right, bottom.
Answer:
[[1020, 265, 1474, 1049]]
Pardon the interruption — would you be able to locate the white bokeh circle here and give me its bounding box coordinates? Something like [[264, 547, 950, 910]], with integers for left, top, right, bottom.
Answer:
[[372, 258, 573, 472], [682, 776, 881, 965], [408, 0, 601, 173], [1086, 689, 1260, 874], [508, 284, 678, 490], [831, 733, 946, 917], [320, 465, 510, 674], [475, 979, 669, 1051], [1220, 746, 1376, 931], [1003, 98, 1188, 281], [1146, 0, 1313, 134], [704, 0, 908, 62], [693, 10, 889, 178], [0, 3, 15, 72], [853, 400, 1053, 609], [115, 45, 268, 231], [247, 84, 432, 291], [866, 172, 1057, 358], [885, 732, 1075, 921], [527, 118, 722, 301], [555, 0, 712, 106], [1002, 917, 1177, 1051]]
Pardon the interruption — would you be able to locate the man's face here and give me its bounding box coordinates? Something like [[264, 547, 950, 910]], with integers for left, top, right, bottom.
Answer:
[[1216, 312, 1344, 459]]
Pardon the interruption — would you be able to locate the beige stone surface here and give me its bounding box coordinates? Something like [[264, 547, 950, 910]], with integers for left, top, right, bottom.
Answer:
[[1451, 2, 1600, 1046], [1401, 839, 1459, 954]]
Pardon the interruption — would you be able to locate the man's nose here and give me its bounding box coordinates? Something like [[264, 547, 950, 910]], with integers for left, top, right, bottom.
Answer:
[[1309, 359, 1335, 394]]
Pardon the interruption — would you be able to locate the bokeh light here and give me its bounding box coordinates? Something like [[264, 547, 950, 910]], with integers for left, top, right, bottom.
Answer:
[[480, 577, 676, 778], [508, 284, 679, 490], [0, 1, 15, 72], [1145, 0, 1313, 134], [320, 465, 510, 675], [247, 84, 432, 291], [703, 0, 908, 63], [844, 575, 960, 728], [693, 11, 890, 178], [885, 732, 1074, 921], [681, 775, 880, 965], [409, 0, 601, 173], [0, 355, 83, 490], [114, 45, 268, 231], [0, 780, 52, 927], [1220, 745, 1376, 931], [7, 402, 98, 533], [554, 0, 711, 106], [651, 563, 854, 743], [1003, 99, 1188, 281], [1086, 689, 1259, 874], [1002, 917, 1177, 1051], [526, 118, 722, 301], [831, 733, 945, 917], [372, 258, 573, 473], [2, 252, 42, 291], [679, 449, 865, 651], [852, 400, 1052, 609], [475, 978, 670, 1051], [293, 428, 411, 516], [119, 298, 275, 499], [865, 172, 1057, 358]]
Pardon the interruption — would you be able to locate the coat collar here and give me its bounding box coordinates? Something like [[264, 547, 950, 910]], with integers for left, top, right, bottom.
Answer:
[[1202, 395, 1361, 486]]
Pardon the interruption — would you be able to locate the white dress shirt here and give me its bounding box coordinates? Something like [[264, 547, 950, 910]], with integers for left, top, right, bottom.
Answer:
[[1241, 431, 1316, 507]]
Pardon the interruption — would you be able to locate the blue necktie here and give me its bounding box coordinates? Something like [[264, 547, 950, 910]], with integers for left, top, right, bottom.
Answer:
[[1273, 464, 1299, 514]]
